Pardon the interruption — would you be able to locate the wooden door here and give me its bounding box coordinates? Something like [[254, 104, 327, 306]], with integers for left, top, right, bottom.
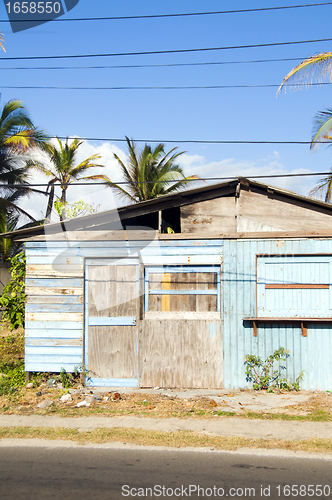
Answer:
[[85, 259, 139, 387]]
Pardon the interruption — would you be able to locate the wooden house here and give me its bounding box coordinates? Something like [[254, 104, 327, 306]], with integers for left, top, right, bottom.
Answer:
[[6, 177, 332, 390]]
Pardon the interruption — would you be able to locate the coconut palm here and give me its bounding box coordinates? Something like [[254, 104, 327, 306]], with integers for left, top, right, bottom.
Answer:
[[0, 99, 46, 221], [109, 136, 199, 203], [277, 53, 332, 201], [28, 137, 110, 220], [277, 53, 332, 148]]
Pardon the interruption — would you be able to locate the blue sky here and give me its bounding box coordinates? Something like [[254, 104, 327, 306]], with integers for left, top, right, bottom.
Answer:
[[1, 0, 332, 220]]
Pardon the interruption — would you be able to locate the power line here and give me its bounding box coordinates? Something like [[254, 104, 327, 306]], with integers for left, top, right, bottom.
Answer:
[[1, 2, 332, 23], [3, 132, 322, 144], [0, 82, 329, 91], [2, 36, 332, 61], [0, 57, 307, 71], [1, 172, 331, 188], [41, 136, 317, 144]]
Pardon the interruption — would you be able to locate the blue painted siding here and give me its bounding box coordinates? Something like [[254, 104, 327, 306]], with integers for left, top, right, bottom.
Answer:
[[27, 237, 332, 390], [223, 239, 332, 390], [257, 255, 332, 317], [25, 239, 223, 377]]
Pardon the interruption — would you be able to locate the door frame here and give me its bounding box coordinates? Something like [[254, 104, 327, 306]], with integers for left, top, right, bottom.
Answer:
[[84, 257, 140, 387]]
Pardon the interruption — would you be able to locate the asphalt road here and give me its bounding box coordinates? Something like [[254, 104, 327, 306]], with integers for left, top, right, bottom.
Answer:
[[1, 445, 331, 500]]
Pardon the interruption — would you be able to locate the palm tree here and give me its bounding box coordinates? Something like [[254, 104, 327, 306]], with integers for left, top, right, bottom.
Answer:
[[277, 53, 332, 201], [29, 138, 110, 220], [277, 53, 332, 148], [109, 136, 199, 203], [0, 99, 46, 222]]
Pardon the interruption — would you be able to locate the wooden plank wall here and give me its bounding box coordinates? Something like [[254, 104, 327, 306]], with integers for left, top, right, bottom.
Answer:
[[140, 320, 223, 388], [25, 242, 84, 372], [181, 190, 332, 234], [25, 239, 223, 379]]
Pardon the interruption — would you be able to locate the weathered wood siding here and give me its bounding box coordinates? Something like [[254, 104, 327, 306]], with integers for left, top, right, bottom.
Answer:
[[223, 238, 332, 391], [25, 242, 84, 372], [86, 262, 139, 386], [25, 239, 223, 386], [141, 243, 223, 388], [181, 189, 332, 234], [140, 320, 222, 388], [181, 197, 237, 234]]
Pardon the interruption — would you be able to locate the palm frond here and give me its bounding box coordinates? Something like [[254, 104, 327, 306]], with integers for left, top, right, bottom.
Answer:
[[110, 137, 197, 202], [0, 196, 36, 221], [277, 52, 332, 95], [68, 174, 111, 184], [68, 155, 103, 178], [103, 180, 136, 203], [311, 109, 332, 149]]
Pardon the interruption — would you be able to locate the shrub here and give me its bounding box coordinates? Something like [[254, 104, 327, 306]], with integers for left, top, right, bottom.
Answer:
[[245, 347, 303, 391]]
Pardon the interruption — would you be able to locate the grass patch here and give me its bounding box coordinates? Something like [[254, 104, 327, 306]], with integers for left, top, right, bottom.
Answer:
[[0, 426, 332, 454], [242, 411, 331, 422]]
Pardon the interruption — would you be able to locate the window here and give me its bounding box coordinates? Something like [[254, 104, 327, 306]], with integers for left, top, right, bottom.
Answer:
[[144, 265, 221, 313], [257, 255, 332, 318]]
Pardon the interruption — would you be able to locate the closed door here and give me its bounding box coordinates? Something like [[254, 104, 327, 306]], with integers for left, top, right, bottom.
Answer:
[[85, 259, 139, 387]]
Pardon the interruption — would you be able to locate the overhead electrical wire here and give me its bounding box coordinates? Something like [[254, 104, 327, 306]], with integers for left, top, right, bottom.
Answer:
[[2, 171, 332, 188], [0, 57, 308, 71], [24, 136, 320, 144], [2, 36, 332, 61], [0, 82, 329, 91], [1, 2, 332, 23]]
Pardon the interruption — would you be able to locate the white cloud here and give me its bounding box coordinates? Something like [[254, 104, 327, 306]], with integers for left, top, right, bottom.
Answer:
[[179, 152, 315, 197], [16, 142, 322, 225]]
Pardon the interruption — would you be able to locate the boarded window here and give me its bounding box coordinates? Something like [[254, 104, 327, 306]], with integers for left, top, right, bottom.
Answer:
[[145, 266, 221, 313], [257, 255, 332, 318]]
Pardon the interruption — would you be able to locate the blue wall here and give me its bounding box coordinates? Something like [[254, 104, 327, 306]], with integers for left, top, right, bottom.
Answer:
[[26, 237, 332, 390], [25, 239, 223, 376], [223, 238, 332, 390]]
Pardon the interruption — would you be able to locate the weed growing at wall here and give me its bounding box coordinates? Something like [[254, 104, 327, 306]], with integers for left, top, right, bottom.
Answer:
[[245, 347, 303, 391]]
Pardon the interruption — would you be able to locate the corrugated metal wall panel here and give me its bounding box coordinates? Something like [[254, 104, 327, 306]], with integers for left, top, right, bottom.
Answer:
[[223, 238, 332, 390]]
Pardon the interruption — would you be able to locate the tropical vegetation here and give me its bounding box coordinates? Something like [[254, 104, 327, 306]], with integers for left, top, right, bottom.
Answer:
[[109, 136, 199, 203], [0, 99, 46, 220], [277, 53, 332, 201], [27, 137, 109, 220]]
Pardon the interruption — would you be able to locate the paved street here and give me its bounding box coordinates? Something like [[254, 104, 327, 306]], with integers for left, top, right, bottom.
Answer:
[[1, 445, 331, 499]]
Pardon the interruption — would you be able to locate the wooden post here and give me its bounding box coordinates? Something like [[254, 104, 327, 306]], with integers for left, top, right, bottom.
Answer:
[[301, 322, 308, 337]]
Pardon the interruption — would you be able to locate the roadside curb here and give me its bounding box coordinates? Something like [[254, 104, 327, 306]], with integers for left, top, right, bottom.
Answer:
[[1, 415, 332, 441], [0, 437, 332, 461]]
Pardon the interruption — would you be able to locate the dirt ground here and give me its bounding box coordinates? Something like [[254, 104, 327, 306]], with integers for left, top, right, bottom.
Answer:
[[1, 384, 331, 420], [1, 325, 331, 421]]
